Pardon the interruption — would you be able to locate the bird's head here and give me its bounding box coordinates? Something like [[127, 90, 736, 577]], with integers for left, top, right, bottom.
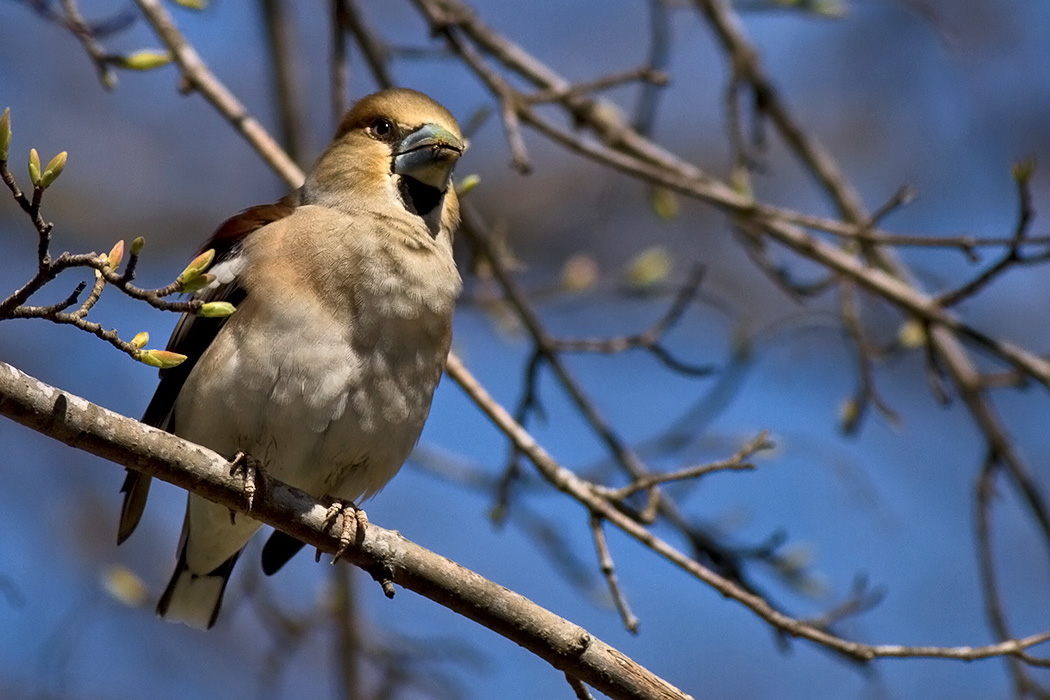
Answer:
[[305, 89, 466, 229]]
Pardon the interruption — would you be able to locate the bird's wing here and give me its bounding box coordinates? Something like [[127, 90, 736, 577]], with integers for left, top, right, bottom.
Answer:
[[141, 194, 300, 431], [117, 194, 298, 545]]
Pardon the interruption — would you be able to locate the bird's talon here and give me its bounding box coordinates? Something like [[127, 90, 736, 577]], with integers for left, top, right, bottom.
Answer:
[[323, 501, 366, 563], [228, 451, 261, 513]]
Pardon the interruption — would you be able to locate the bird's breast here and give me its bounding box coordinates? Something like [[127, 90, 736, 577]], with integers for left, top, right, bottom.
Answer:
[[174, 209, 460, 503]]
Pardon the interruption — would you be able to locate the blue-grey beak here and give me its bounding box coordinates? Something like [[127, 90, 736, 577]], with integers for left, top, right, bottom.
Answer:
[[393, 123, 465, 191]]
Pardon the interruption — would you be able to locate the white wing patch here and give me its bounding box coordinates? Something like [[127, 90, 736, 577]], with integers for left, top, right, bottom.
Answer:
[[204, 255, 246, 290]]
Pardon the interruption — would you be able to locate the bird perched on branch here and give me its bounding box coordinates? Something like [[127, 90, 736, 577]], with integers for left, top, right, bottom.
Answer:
[[117, 88, 465, 629]]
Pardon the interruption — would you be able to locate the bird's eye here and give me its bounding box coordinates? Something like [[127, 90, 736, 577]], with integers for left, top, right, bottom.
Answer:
[[369, 118, 394, 139]]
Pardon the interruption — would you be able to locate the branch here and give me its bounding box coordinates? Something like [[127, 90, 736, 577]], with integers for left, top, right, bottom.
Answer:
[[0, 159, 208, 365], [133, 0, 304, 187], [590, 513, 640, 634], [405, 8, 1050, 638], [937, 165, 1044, 308], [59, 0, 120, 88], [443, 353, 1050, 667], [340, 0, 395, 90], [0, 360, 691, 700], [597, 430, 772, 501], [5, 350, 1047, 674], [44, 0, 1050, 681], [548, 264, 715, 377], [260, 0, 307, 166]]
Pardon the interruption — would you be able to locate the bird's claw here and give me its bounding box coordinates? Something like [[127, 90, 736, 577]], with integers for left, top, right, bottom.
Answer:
[[320, 501, 367, 564], [228, 451, 262, 524]]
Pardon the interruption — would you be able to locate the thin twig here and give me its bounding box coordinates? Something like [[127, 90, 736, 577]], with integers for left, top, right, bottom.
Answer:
[[494, 348, 544, 523], [734, 222, 838, 301], [60, 0, 119, 88], [133, 0, 304, 187], [566, 673, 597, 700], [937, 171, 1041, 308], [331, 565, 362, 700], [449, 36, 530, 172], [549, 265, 714, 377], [331, 0, 350, 124], [525, 65, 668, 105], [444, 353, 1050, 666], [633, 0, 671, 136], [838, 283, 901, 434], [590, 514, 639, 634], [598, 430, 771, 501], [975, 457, 1050, 697], [799, 578, 885, 638], [261, 0, 307, 165], [343, 0, 395, 89]]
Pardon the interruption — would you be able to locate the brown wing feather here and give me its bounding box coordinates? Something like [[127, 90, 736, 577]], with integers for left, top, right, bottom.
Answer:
[[117, 195, 298, 545]]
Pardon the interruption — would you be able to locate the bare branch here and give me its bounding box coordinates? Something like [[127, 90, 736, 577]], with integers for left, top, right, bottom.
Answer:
[[937, 167, 1045, 308], [330, 0, 350, 123], [342, 0, 395, 90], [444, 353, 1050, 666], [0, 360, 693, 700], [59, 0, 119, 88], [549, 265, 715, 377], [133, 0, 304, 187], [590, 514, 639, 634], [566, 673, 597, 700], [260, 0, 307, 165], [598, 431, 771, 501], [525, 65, 668, 105]]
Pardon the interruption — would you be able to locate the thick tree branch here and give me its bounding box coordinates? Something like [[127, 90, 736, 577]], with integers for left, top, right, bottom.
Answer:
[[0, 359, 691, 700]]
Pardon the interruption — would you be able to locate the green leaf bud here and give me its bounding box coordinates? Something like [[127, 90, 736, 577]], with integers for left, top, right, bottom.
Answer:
[[117, 50, 173, 71], [28, 148, 41, 187], [178, 249, 215, 287], [0, 108, 11, 162], [198, 301, 236, 318], [38, 151, 67, 189], [108, 240, 125, 271], [137, 349, 187, 369]]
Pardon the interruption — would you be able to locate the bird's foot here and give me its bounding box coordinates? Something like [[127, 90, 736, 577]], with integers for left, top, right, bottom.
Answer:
[[227, 451, 263, 524], [319, 501, 367, 564]]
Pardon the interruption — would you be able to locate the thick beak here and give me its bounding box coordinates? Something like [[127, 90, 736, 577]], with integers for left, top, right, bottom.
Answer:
[[393, 123, 465, 191]]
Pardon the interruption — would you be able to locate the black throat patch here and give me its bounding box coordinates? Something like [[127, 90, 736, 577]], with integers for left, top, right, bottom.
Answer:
[[398, 176, 443, 219]]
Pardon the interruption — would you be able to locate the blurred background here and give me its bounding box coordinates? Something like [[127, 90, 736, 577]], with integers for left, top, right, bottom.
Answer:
[[3, 0, 1050, 698]]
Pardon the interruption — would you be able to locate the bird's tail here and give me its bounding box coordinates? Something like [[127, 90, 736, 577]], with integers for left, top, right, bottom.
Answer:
[[157, 543, 241, 630], [117, 469, 152, 545]]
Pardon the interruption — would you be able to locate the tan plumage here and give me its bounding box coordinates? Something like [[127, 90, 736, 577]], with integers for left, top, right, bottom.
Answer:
[[118, 89, 465, 628]]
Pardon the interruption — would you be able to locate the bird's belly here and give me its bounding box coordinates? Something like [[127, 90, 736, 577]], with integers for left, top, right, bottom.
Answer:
[[174, 316, 446, 503]]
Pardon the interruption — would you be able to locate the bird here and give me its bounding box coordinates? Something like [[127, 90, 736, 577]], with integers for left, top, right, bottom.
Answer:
[[117, 88, 466, 629]]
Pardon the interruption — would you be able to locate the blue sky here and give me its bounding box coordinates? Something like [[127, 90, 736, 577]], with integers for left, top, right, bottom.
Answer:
[[3, 1, 1050, 698]]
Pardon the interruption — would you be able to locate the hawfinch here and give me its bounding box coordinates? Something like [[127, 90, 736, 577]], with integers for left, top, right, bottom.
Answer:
[[118, 88, 465, 629]]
